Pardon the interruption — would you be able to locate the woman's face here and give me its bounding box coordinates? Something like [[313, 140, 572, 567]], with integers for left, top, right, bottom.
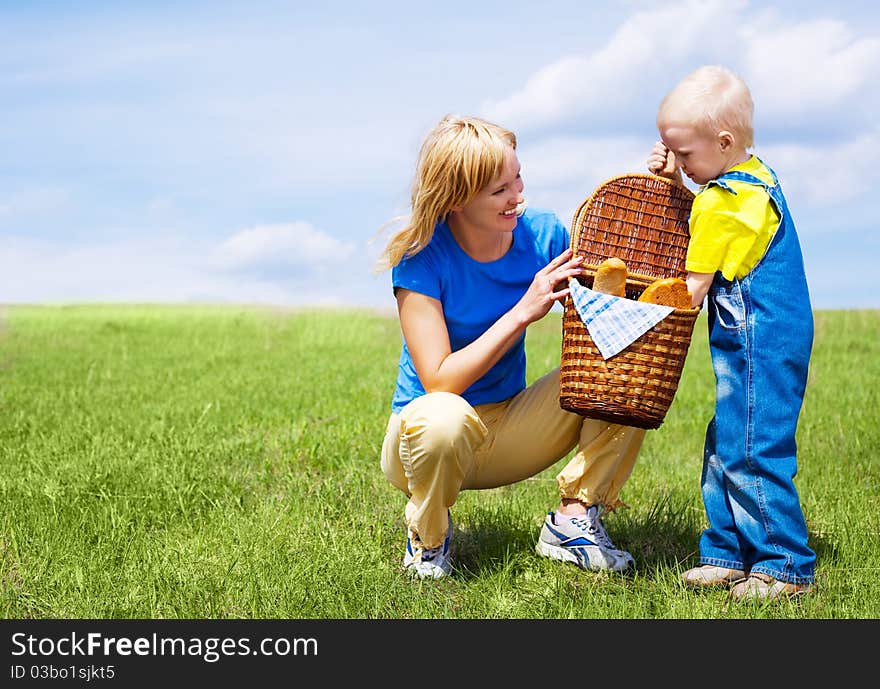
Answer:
[[451, 147, 524, 234]]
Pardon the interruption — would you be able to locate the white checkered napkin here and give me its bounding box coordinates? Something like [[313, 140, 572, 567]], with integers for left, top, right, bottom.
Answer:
[[568, 278, 674, 359]]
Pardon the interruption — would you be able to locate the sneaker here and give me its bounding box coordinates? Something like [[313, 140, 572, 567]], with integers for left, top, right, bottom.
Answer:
[[729, 572, 813, 601], [403, 512, 452, 580], [682, 565, 747, 588], [535, 506, 633, 572]]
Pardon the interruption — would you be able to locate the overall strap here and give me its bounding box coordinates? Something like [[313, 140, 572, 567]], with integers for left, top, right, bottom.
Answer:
[[708, 158, 784, 216], [712, 157, 780, 189], [716, 170, 765, 185]]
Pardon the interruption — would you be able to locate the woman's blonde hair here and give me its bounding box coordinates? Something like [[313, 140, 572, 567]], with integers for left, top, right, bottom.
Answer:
[[375, 114, 516, 272], [657, 65, 754, 148]]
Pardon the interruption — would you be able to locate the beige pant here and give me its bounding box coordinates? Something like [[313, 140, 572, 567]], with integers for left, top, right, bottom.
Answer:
[[380, 368, 646, 548]]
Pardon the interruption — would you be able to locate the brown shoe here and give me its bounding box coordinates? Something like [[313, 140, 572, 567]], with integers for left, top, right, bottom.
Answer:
[[682, 565, 747, 588], [729, 572, 813, 601]]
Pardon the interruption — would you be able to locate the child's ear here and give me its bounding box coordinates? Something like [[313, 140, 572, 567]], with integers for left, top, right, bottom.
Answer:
[[718, 130, 736, 151]]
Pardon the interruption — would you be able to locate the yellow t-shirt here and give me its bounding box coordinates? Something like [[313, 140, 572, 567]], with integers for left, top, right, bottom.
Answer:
[[686, 156, 781, 281]]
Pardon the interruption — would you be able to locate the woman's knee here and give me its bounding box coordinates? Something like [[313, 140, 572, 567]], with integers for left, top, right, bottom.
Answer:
[[380, 414, 408, 492], [399, 392, 487, 454]]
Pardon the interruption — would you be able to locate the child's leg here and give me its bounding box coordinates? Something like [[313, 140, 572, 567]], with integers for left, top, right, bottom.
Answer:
[[710, 415, 814, 584], [380, 392, 487, 549], [698, 417, 749, 572], [734, 354, 815, 585], [704, 301, 815, 585]]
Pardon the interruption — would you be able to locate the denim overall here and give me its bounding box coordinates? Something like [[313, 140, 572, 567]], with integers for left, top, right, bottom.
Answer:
[[698, 161, 816, 584]]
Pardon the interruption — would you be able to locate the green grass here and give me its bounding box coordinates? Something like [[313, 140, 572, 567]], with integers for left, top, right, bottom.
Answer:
[[0, 304, 878, 619]]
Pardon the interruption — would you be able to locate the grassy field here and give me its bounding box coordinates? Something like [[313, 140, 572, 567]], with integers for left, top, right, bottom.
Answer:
[[0, 304, 878, 619]]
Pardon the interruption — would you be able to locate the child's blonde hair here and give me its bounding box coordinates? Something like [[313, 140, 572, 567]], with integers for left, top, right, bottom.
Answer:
[[375, 114, 517, 272], [657, 65, 754, 148]]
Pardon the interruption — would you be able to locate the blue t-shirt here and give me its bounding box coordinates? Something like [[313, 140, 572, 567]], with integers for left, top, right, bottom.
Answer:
[[390, 206, 570, 412]]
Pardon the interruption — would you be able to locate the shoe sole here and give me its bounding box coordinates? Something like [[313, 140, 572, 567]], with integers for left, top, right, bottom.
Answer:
[[405, 564, 449, 580], [536, 539, 629, 572], [729, 581, 812, 601], [682, 575, 747, 588], [402, 553, 450, 580]]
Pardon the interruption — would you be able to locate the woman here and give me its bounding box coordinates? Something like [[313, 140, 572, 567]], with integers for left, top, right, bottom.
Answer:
[[377, 114, 646, 579]]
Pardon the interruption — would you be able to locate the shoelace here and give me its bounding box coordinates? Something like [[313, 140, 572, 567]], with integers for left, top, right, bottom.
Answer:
[[420, 546, 443, 563], [412, 514, 452, 564], [569, 508, 616, 550], [411, 533, 444, 563]]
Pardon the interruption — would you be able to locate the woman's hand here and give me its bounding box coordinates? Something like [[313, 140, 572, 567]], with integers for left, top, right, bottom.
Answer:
[[647, 141, 683, 185], [513, 249, 584, 325]]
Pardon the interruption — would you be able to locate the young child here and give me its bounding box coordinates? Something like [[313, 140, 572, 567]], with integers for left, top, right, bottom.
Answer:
[[647, 65, 816, 601]]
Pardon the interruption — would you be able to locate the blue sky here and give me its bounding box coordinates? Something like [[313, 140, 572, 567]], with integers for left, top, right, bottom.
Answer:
[[2, 0, 878, 309]]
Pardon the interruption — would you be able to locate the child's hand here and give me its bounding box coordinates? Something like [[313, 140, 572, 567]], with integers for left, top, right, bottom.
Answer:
[[647, 141, 683, 184]]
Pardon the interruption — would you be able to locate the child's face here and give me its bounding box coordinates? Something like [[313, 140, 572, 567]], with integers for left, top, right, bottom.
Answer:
[[659, 122, 733, 186]]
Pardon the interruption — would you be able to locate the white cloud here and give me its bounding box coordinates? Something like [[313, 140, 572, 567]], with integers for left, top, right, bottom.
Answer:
[[210, 222, 355, 273], [756, 128, 880, 209], [0, 226, 387, 307], [0, 236, 214, 303], [521, 136, 651, 187], [743, 17, 880, 118], [481, 0, 745, 131], [518, 135, 655, 225], [482, 0, 880, 136]]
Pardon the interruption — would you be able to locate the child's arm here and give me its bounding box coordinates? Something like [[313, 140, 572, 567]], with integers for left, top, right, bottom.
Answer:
[[647, 141, 684, 186], [650, 141, 704, 306], [685, 271, 713, 308]]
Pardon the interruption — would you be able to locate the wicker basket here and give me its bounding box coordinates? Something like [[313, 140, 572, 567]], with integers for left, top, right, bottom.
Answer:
[[559, 174, 700, 429]]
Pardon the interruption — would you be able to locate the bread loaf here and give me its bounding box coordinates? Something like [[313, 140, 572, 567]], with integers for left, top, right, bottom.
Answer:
[[638, 277, 692, 309], [592, 258, 627, 297]]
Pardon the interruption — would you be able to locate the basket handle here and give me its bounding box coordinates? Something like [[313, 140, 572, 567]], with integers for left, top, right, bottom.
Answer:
[[569, 173, 694, 260]]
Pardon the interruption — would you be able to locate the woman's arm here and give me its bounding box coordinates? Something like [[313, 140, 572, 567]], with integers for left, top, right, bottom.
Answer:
[[396, 288, 527, 395], [397, 248, 583, 395]]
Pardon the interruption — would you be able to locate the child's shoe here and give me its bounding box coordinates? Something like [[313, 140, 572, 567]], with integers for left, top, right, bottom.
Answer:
[[681, 565, 747, 588], [729, 572, 813, 601]]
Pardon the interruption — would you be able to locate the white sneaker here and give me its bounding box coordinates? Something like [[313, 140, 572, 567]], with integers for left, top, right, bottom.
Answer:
[[403, 512, 452, 580], [535, 506, 633, 572]]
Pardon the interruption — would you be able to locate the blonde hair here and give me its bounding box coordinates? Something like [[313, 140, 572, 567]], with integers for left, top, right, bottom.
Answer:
[[375, 114, 517, 272], [657, 65, 754, 148]]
